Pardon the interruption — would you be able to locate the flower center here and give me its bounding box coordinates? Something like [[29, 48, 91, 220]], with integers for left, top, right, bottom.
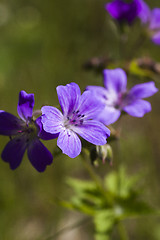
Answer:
[[17, 120, 39, 143], [64, 110, 85, 128]]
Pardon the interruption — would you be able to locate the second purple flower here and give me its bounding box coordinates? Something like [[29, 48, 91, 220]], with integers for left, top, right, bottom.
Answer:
[[87, 68, 158, 125]]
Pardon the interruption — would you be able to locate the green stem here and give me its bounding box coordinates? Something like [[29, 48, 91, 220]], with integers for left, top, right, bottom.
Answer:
[[81, 152, 102, 187], [117, 222, 129, 240], [81, 150, 113, 206]]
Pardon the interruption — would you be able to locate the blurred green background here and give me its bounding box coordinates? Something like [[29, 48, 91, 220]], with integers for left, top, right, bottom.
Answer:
[[0, 0, 159, 239]]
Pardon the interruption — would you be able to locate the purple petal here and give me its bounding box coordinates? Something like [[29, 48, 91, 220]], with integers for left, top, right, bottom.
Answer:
[[149, 8, 160, 30], [27, 138, 53, 172], [77, 90, 105, 119], [36, 117, 59, 140], [41, 106, 63, 134], [129, 81, 158, 99], [73, 120, 110, 145], [56, 83, 81, 116], [0, 111, 24, 136], [17, 90, 34, 121], [105, 0, 141, 24], [86, 86, 108, 97], [123, 99, 151, 117], [57, 129, 81, 158], [97, 106, 121, 125], [1, 135, 28, 169], [138, 0, 151, 24], [103, 68, 127, 94], [151, 31, 160, 45]]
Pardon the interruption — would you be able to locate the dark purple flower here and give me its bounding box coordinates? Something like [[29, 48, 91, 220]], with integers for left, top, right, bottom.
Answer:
[[105, 0, 142, 24], [139, 2, 160, 45], [0, 91, 57, 172], [41, 83, 110, 158], [86, 68, 158, 125]]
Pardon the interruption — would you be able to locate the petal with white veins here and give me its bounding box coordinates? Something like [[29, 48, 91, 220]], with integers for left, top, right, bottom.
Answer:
[[73, 120, 110, 146], [57, 129, 81, 158]]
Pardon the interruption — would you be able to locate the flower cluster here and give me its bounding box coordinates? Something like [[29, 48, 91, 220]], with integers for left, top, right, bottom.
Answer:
[[105, 0, 160, 45], [0, 71, 158, 171]]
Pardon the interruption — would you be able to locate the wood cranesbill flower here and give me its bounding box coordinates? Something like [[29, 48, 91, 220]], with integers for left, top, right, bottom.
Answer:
[[41, 83, 110, 158], [86, 68, 158, 125], [0, 91, 57, 172], [138, 1, 160, 45], [105, 0, 142, 24]]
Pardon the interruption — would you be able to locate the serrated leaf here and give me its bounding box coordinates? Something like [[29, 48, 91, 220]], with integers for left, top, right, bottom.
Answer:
[[66, 178, 106, 206]]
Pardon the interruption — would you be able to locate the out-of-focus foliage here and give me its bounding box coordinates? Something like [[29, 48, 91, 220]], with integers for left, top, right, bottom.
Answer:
[[61, 167, 158, 240]]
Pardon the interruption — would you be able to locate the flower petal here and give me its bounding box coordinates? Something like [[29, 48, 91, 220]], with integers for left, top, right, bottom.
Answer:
[[73, 120, 110, 146], [17, 90, 34, 121], [86, 86, 108, 99], [1, 135, 28, 169], [129, 81, 158, 99], [0, 111, 24, 136], [103, 68, 127, 94], [77, 90, 105, 119], [27, 138, 53, 172], [123, 99, 151, 117], [36, 117, 59, 140], [105, 0, 141, 24], [97, 106, 121, 125], [152, 31, 160, 45], [57, 129, 81, 158], [138, 0, 151, 24], [149, 8, 160, 30], [41, 106, 63, 134], [56, 83, 81, 116]]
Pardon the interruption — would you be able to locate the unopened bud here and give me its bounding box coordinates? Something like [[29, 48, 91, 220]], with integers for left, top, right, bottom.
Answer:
[[90, 144, 113, 166], [96, 144, 113, 165]]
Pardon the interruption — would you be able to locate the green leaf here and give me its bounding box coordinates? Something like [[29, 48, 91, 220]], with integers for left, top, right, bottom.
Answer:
[[104, 167, 140, 199], [129, 60, 153, 77], [95, 233, 110, 240], [94, 210, 115, 234]]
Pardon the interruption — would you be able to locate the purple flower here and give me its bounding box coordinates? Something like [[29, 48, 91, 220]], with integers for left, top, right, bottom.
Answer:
[[0, 91, 57, 172], [41, 83, 110, 158], [105, 0, 142, 24], [139, 2, 160, 45], [86, 68, 158, 125]]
